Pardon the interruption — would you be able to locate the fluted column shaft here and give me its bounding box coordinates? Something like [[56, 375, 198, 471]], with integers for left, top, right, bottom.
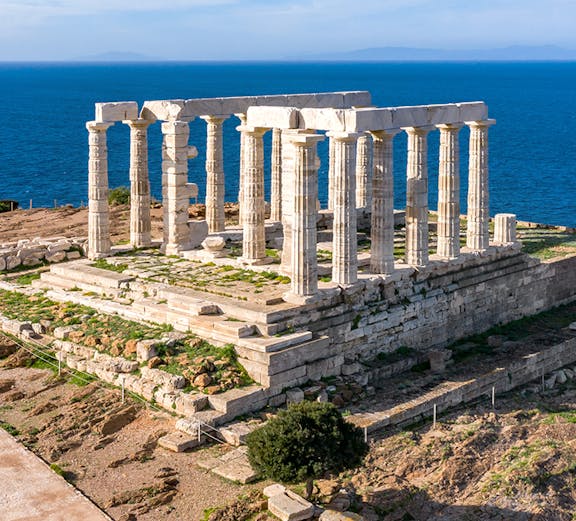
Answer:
[[328, 131, 359, 285], [161, 120, 191, 255], [404, 126, 434, 267], [126, 119, 152, 248], [87, 121, 113, 259], [466, 119, 495, 251], [238, 125, 269, 264], [284, 132, 324, 300], [355, 133, 372, 209], [271, 127, 283, 222], [437, 123, 463, 259], [236, 113, 247, 225], [327, 137, 335, 210], [370, 130, 399, 274], [202, 115, 228, 233]]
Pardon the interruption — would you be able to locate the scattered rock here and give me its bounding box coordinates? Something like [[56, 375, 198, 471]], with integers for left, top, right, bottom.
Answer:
[[98, 405, 138, 436], [0, 379, 15, 393]]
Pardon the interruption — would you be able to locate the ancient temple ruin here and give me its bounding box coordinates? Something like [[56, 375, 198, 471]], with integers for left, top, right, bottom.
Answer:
[[71, 91, 575, 400]]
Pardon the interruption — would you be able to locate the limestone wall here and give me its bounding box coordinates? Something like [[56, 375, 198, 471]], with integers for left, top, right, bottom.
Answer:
[[0, 237, 86, 271], [242, 250, 576, 389]]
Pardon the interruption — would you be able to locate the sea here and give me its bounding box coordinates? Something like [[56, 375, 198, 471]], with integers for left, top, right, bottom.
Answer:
[[0, 62, 575, 227]]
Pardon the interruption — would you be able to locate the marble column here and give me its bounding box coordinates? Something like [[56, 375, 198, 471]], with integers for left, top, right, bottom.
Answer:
[[327, 137, 335, 210], [161, 120, 191, 255], [494, 213, 517, 244], [125, 119, 152, 248], [328, 131, 359, 285], [404, 126, 434, 267], [283, 132, 324, 302], [270, 127, 283, 222], [87, 120, 113, 259], [201, 115, 228, 233], [370, 130, 399, 274], [436, 123, 463, 259], [466, 119, 496, 251], [235, 113, 247, 226], [280, 130, 301, 275], [355, 132, 372, 209], [238, 125, 270, 265]]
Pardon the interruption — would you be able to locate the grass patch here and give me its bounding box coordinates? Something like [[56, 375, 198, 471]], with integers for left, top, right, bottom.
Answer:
[[15, 272, 41, 285], [92, 259, 128, 273], [0, 421, 20, 436]]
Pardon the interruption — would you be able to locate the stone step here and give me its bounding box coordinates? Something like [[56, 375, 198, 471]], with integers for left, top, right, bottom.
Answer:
[[237, 330, 313, 353], [37, 272, 122, 297], [208, 385, 267, 416], [51, 261, 135, 289], [158, 431, 204, 453]]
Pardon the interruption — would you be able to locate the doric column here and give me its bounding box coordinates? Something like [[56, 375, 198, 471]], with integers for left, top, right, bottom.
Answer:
[[327, 131, 359, 285], [436, 123, 463, 259], [283, 132, 324, 302], [404, 126, 434, 267], [87, 120, 113, 259], [370, 130, 399, 274], [466, 119, 495, 251], [201, 115, 229, 233], [355, 132, 372, 209], [235, 113, 247, 226], [238, 125, 270, 265], [270, 127, 283, 222], [327, 137, 335, 210], [125, 119, 152, 248], [161, 120, 191, 255]]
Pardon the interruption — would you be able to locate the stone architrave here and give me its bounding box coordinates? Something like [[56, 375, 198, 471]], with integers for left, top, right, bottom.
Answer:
[[466, 119, 496, 251], [237, 125, 270, 265], [283, 132, 324, 303], [161, 120, 191, 255], [327, 131, 360, 285], [125, 119, 152, 248], [355, 132, 372, 209], [235, 113, 247, 226], [201, 115, 229, 233], [436, 123, 464, 259], [404, 126, 434, 267], [270, 127, 283, 222], [87, 120, 114, 259], [370, 129, 399, 274]]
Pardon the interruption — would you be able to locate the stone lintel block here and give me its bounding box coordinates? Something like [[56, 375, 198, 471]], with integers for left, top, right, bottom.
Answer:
[[458, 101, 488, 122], [298, 108, 347, 131], [246, 106, 300, 129], [184, 97, 225, 117], [342, 90, 372, 107], [95, 101, 138, 123], [346, 108, 393, 132], [142, 100, 187, 121]]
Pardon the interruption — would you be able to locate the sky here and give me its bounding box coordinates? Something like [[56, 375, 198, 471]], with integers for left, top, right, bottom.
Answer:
[[1, 0, 576, 61]]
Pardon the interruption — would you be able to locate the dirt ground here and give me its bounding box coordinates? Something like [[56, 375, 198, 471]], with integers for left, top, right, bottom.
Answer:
[[0, 356, 264, 521]]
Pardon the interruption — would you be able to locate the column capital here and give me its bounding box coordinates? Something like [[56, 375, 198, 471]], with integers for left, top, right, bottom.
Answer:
[[235, 113, 247, 124], [402, 125, 436, 135], [326, 131, 361, 141], [200, 114, 230, 124], [123, 118, 153, 129], [86, 120, 114, 132], [161, 120, 189, 134], [370, 129, 401, 140], [236, 125, 268, 136], [465, 118, 496, 128], [436, 122, 465, 131], [282, 132, 325, 147]]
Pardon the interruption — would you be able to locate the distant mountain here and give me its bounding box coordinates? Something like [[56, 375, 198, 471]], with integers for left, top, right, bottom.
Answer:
[[296, 45, 576, 62], [74, 51, 161, 62]]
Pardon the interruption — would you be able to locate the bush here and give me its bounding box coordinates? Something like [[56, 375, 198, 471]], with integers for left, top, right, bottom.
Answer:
[[246, 401, 368, 496], [108, 186, 130, 206]]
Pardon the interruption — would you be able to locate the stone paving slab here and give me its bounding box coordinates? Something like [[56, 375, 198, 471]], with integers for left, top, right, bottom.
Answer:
[[0, 429, 111, 521]]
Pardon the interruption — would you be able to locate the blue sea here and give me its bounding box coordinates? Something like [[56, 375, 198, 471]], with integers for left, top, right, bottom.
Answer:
[[0, 62, 575, 227]]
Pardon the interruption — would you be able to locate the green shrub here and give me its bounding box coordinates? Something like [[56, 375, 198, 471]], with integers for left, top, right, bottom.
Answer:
[[246, 401, 368, 497], [108, 186, 130, 206]]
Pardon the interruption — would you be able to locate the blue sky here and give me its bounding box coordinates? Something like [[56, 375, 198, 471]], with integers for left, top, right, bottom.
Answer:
[[1, 0, 575, 61]]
